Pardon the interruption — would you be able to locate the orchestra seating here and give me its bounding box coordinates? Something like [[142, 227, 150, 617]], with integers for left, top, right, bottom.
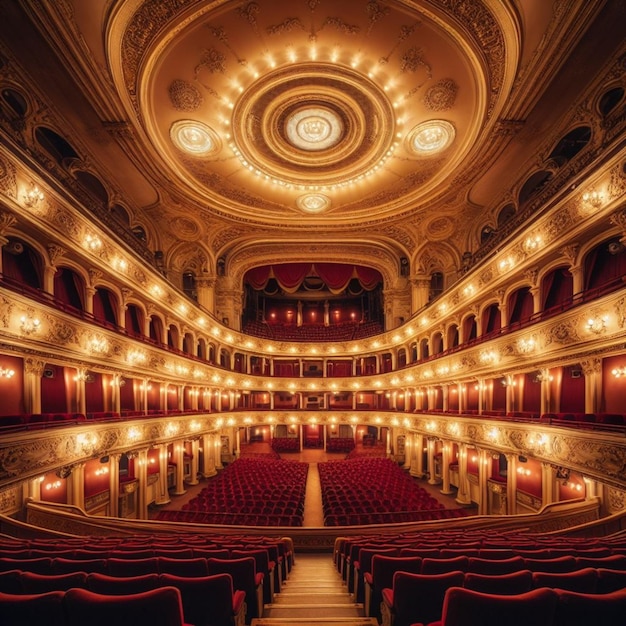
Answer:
[[156, 457, 307, 527], [319, 457, 469, 526]]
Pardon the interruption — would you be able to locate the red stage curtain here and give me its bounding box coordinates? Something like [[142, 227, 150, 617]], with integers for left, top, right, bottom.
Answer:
[[355, 265, 382, 290], [245, 266, 272, 290], [314, 263, 356, 294], [271, 263, 311, 293]]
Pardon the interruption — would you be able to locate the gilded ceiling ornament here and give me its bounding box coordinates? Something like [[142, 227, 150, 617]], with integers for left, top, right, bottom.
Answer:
[[0, 157, 17, 196], [266, 17, 305, 35], [236, 2, 260, 29], [194, 48, 226, 77], [168, 79, 203, 112], [366, 0, 390, 35], [423, 78, 458, 111], [321, 17, 360, 35]]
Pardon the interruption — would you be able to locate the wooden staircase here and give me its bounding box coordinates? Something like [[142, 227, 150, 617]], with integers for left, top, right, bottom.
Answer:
[[252, 553, 378, 626]]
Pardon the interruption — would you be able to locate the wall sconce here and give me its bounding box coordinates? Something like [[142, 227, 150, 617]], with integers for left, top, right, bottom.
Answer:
[[0, 366, 15, 378], [517, 337, 536, 353], [523, 235, 542, 253], [585, 315, 607, 334], [23, 183, 44, 208], [582, 189, 604, 209], [612, 367, 626, 378], [20, 314, 41, 335]]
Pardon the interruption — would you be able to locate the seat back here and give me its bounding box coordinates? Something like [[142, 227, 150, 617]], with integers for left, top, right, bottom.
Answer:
[[106, 556, 159, 577], [467, 556, 525, 575], [523, 556, 577, 572], [0, 590, 66, 626], [20, 571, 88, 593], [532, 567, 598, 593], [390, 570, 465, 626], [51, 557, 108, 574], [554, 588, 626, 626], [207, 556, 261, 622], [421, 555, 469, 574], [596, 567, 626, 593], [463, 569, 533, 595], [0, 556, 52, 574], [64, 586, 185, 626], [157, 556, 209, 577], [160, 572, 244, 626], [86, 572, 160, 594], [438, 586, 558, 626]]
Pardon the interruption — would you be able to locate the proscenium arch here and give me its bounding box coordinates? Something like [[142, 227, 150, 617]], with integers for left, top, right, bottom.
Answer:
[[226, 241, 402, 296]]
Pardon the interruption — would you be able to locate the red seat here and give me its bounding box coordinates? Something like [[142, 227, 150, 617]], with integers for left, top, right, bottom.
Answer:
[[532, 567, 598, 593], [87, 572, 160, 594], [107, 557, 159, 577], [428, 586, 558, 626], [207, 557, 263, 624], [421, 556, 469, 575], [463, 570, 533, 595], [0, 569, 22, 593], [0, 557, 52, 574], [0, 590, 66, 626], [554, 588, 626, 626], [160, 573, 246, 626], [51, 557, 108, 574], [20, 571, 88, 593], [523, 556, 577, 572], [596, 567, 626, 593], [364, 554, 422, 619], [64, 586, 187, 626], [467, 556, 525, 575], [381, 570, 465, 626], [157, 557, 209, 577]]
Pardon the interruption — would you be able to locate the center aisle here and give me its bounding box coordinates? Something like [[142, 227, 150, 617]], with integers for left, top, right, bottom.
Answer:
[[303, 461, 325, 526], [252, 553, 378, 626]]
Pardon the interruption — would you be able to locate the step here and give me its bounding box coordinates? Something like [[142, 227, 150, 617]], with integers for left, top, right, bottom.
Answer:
[[271, 592, 355, 605], [250, 617, 378, 626], [262, 604, 365, 619]]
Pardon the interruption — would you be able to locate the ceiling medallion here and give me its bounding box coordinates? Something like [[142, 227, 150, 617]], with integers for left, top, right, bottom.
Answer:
[[285, 107, 344, 151], [407, 120, 455, 155], [170, 120, 221, 156], [296, 193, 331, 213]]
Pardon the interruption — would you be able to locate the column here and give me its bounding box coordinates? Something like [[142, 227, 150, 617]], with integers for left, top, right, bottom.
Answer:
[[28, 476, 43, 501], [154, 445, 171, 505], [581, 358, 602, 414], [427, 438, 439, 485], [111, 373, 122, 415], [440, 441, 453, 495], [505, 453, 517, 515], [172, 440, 187, 496], [108, 453, 121, 517], [455, 444, 472, 506], [23, 358, 44, 414], [410, 433, 425, 478], [196, 275, 217, 313], [541, 463, 557, 506], [67, 463, 85, 510], [441, 386, 449, 412], [215, 435, 224, 470], [477, 449, 490, 515], [136, 448, 149, 520], [409, 276, 430, 312], [201, 433, 217, 478], [187, 439, 200, 486]]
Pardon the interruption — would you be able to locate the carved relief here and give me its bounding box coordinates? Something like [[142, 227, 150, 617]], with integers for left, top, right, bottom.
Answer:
[[168, 79, 203, 112], [0, 157, 18, 197], [423, 78, 458, 111]]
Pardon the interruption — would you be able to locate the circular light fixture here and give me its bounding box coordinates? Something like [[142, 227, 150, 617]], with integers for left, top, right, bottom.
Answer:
[[285, 106, 344, 151], [170, 120, 221, 156], [297, 193, 331, 213], [407, 120, 455, 155]]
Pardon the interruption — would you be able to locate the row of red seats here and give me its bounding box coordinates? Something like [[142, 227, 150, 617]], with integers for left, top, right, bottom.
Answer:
[[384, 572, 626, 626], [319, 458, 462, 525], [326, 438, 356, 452], [271, 437, 300, 452], [158, 457, 307, 527]]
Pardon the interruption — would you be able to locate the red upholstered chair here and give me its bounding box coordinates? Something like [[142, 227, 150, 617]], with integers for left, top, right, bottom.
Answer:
[[20, 571, 88, 593], [106, 556, 159, 576], [0, 569, 22, 593], [86, 572, 160, 594], [207, 557, 264, 624], [51, 557, 108, 574], [157, 556, 209, 577], [354, 547, 398, 604], [232, 548, 275, 603], [0, 590, 66, 626], [523, 555, 578, 572], [466, 556, 525, 575], [364, 554, 422, 619], [64, 586, 187, 626], [421, 556, 469, 575], [554, 588, 626, 626], [596, 567, 626, 593], [381, 570, 465, 626], [463, 569, 533, 595], [427, 586, 558, 626], [575, 554, 626, 570], [532, 567, 598, 593], [0, 556, 52, 574], [160, 573, 246, 626]]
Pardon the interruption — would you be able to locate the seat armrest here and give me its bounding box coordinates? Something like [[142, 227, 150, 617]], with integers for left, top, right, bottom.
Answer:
[[382, 588, 394, 607]]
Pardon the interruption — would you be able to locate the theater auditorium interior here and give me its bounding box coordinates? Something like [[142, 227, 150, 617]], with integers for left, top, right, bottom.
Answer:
[[0, 0, 625, 624]]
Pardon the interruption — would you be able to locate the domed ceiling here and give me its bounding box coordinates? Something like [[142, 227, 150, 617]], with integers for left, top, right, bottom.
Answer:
[[126, 0, 500, 225]]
